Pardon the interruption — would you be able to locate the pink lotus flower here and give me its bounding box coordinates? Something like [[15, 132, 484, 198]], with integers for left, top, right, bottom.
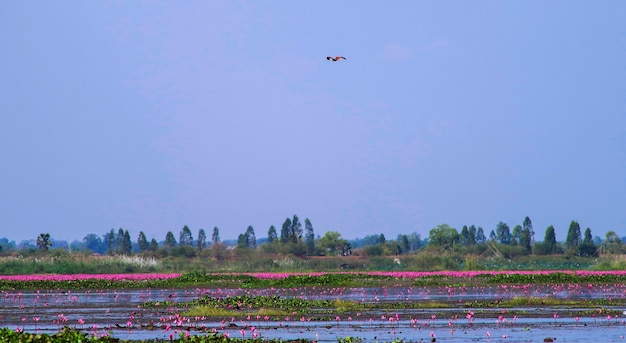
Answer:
[[0, 273, 181, 282]]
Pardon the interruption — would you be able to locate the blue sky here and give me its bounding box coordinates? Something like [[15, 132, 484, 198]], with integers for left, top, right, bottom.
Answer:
[[1, 1, 625, 244]]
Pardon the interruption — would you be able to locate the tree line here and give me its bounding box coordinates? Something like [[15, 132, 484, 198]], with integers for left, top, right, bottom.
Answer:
[[426, 217, 616, 258], [1, 215, 623, 259]]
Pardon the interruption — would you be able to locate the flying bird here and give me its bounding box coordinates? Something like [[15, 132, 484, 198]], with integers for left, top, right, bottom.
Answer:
[[327, 56, 346, 61]]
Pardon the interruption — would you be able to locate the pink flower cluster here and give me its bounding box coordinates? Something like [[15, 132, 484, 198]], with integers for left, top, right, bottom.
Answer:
[[3, 270, 625, 282], [244, 270, 626, 279], [0, 273, 181, 281]]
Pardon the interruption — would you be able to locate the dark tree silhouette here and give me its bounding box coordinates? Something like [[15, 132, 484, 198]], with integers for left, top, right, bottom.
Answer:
[[197, 229, 207, 249], [138, 231, 149, 252], [36, 233, 52, 251]]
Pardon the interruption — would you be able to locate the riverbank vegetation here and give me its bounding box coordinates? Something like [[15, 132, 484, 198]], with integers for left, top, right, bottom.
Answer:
[[5, 270, 626, 290], [2, 215, 625, 275], [2, 248, 626, 276]]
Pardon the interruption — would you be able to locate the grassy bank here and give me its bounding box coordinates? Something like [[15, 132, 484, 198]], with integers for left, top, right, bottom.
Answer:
[[2, 249, 624, 276]]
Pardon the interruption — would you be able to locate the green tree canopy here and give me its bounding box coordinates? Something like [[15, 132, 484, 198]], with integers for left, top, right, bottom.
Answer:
[[116, 228, 126, 254], [398, 234, 410, 254], [179, 225, 193, 246], [520, 227, 532, 254], [281, 218, 292, 243], [267, 225, 278, 243], [583, 227, 593, 244], [511, 225, 522, 245], [122, 230, 131, 255], [428, 224, 459, 251], [149, 239, 159, 252], [137, 231, 149, 252], [544, 225, 557, 253], [523, 216, 535, 242], [565, 220, 582, 248], [212, 227, 220, 244], [604, 230, 622, 254], [83, 233, 105, 254], [291, 215, 302, 243], [105, 229, 115, 255], [460, 226, 470, 246], [476, 227, 486, 244], [246, 225, 256, 248], [197, 229, 207, 249], [304, 218, 315, 255], [467, 225, 477, 245], [496, 222, 511, 245], [165, 231, 177, 248], [578, 227, 597, 257], [237, 233, 247, 248], [318, 231, 347, 256]]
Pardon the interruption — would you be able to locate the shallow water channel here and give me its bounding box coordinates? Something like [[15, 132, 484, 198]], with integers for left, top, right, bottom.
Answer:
[[2, 284, 626, 342]]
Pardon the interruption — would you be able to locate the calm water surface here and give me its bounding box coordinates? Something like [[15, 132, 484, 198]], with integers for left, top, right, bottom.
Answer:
[[2, 285, 626, 342]]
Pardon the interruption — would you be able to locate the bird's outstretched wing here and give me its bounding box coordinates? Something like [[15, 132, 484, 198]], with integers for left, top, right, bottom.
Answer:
[[327, 56, 346, 61]]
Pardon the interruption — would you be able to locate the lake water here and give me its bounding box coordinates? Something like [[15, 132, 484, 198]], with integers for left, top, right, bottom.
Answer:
[[2, 284, 626, 342]]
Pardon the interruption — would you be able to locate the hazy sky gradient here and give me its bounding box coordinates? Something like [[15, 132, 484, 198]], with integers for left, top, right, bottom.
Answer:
[[2, 1, 625, 243]]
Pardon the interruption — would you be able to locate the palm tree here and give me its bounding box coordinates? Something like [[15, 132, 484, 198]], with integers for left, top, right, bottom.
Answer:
[[36, 233, 52, 251]]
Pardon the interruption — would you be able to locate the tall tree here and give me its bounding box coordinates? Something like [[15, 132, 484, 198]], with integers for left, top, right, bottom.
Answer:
[[578, 227, 597, 257], [544, 225, 557, 254], [399, 234, 410, 254], [116, 228, 125, 254], [565, 220, 582, 248], [179, 225, 193, 246], [36, 233, 52, 251], [468, 225, 477, 245], [583, 227, 593, 244], [291, 215, 302, 243], [267, 225, 278, 243], [408, 232, 423, 250], [520, 227, 532, 254], [165, 231, 177, 248], [237, 233, 248, 248], [475, 227, 486, 244], [138, 231, 149, 253], [105, 229, 115, 255], [122, 230, 132, 254], [304, 218, 315, 255], [523, 216, 535, 243], [511, 225, 523, 245], [460, 225, 470, 246], [149, 239, 159, 252], [197, 229, 207, 249], [495, 222, 511, 244], [245, 226, 256, 248], [281, 218, 292, 243], [212, 227, 220, 244]]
